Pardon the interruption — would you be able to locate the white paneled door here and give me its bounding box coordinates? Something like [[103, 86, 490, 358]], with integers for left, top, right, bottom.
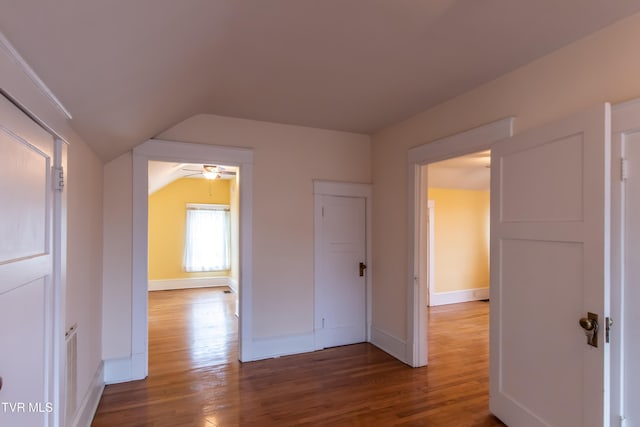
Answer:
[[0, 95, 56, 426], [490, 104, 610, 426], [315, 195, 367, 349]]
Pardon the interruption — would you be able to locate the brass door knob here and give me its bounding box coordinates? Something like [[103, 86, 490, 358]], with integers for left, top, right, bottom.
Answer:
[[579, 312, 599, 347], [579, 317, 597, 331]]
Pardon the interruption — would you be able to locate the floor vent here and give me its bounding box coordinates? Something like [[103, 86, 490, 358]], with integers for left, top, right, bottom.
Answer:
[[65, 324, 78, 421]]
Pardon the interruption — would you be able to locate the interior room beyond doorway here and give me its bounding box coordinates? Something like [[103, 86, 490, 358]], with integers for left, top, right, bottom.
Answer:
[[426, 150, 491, 307], [146, 160, 241, 375]]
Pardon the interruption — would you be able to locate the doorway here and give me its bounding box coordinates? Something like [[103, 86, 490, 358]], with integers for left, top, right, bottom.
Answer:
[[407, 117, 513, 367], [131, 139, 254, 380], [426, 151, 491, 307], [146, 160, 240, 370], [313, 180, 373, 349]]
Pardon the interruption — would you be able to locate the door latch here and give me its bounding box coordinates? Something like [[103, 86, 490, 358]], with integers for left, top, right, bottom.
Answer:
[[359, 262, 367, 277], [579, 312, 599, 348]]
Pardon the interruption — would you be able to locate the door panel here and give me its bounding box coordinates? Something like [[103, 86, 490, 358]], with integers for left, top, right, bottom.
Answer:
[[0, 95, 55, 427], [316, 195, 366, 348], [490, 104, 610, 426], [0, 130, 49, 263]]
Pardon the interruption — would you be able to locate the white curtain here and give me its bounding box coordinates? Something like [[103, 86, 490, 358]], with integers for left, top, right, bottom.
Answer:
[[183, 207, 230, 272]]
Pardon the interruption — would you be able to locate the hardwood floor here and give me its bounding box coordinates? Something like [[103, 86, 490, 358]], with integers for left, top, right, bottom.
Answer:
[[92, 289, 504, 426]]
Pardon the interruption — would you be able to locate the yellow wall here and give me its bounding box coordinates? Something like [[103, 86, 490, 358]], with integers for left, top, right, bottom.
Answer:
[[428, 188, 490, 293], [148, 177, 231, 280]]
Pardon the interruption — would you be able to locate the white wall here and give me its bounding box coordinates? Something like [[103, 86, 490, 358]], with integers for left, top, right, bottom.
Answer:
[[102, 152, 133, 359], [66, 138, 104, 421], [101, 115, 371, 360], [371, 12, 640, 345], [0, 35, 105, 424]]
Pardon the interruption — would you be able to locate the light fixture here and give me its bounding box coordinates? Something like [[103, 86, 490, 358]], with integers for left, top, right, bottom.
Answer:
[[202, 165, 219, 180]]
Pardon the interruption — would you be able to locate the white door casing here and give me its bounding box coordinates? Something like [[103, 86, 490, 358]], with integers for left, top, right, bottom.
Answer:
[[620, 129, 640, 427], [0, 94, 60, 426], [314, 181, 372, 350], [490, 104, 611, 426], [407, 117, 514, 367], [610, 98, 640, 426], [132, 139, 253, 373]]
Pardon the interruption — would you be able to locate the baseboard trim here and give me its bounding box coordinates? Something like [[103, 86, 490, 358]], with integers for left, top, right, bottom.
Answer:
[[429, 287, 489, 306], [70, 362, 104, 427], [228, 278, 239, 317], [251, 332, 316, 361], [228, 278, 238, 294], [148, 276, 229, 291], [370, 327, 407, 363]]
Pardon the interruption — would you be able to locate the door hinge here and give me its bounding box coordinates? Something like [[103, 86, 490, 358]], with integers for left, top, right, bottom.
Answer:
[[321, 206, 325, 217], [621, 158, 628, 181], [52, 166, 64, 192], [619, 415, 627, 427], [605, 317, 613, 343]]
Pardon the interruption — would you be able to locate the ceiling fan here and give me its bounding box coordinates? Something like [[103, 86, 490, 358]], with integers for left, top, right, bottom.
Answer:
[[181, 165, 236, 180]]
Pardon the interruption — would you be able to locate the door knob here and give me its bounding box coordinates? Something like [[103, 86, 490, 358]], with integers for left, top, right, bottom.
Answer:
[[579, 312, 599, 347], [579, 317, 596, 331]]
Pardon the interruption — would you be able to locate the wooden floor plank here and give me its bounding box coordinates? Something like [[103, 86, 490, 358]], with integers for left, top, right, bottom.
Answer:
[[92, 289, 504, 426]]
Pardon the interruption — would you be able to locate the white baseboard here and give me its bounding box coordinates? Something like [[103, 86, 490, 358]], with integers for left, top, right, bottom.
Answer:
[[370, 326, 407, 364], [148, 276, 229, 291], [251, 332, 316, 361], [228, 278, 239, 317], [131, 352, 147, 381], [103, 354, 146, 384], [70, 362, 104, 427], [429, 287, 489, 306], [228, 278, 238, 294]]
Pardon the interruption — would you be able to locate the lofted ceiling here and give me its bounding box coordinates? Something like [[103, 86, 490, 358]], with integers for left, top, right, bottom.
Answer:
[[2, 1, 640, 161], [148, 161, 237, 195]]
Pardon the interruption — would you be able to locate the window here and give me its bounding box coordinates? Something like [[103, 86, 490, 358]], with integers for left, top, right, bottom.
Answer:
[[183, 204, 230, 272]]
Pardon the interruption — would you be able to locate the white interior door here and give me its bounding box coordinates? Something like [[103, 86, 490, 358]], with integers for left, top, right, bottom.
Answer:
[[490, 104, 610, 426], [0, 95, 56, 426], [315, 195, 366, 348]]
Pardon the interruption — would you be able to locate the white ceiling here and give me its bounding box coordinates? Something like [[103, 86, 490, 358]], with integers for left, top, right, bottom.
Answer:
[[2, 1, 640, 161], [428, 150, 491, 191], [148, 161, 237, 194]]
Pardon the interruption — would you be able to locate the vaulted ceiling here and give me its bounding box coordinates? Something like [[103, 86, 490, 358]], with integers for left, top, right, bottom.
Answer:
[[2, 1, 640, 161]]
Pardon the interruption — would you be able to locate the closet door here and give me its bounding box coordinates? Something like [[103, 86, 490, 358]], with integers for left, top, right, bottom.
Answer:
[[0, 94, 56, 426]]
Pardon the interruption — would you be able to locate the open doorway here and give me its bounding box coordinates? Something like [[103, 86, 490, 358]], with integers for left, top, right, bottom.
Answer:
[[426, 151, 490, 307], [406, 117, 513, 368], [130, 139, 254, 380], [146, 161, 240, 372], [422, 150, 493, 410]]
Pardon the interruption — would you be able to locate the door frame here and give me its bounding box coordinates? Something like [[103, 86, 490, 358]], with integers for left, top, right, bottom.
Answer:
[[132, 138, 254, 373], [426, 200, 435, 307], [610, 98, 640, 425], [406, 117, 514, 367], [313, 180, 372, 347], [53, 137, 67, 427]]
